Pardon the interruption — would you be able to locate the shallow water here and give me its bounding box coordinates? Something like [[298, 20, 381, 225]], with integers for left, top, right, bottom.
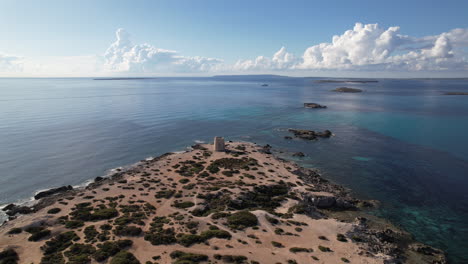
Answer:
[[0, 77, 467, 262]]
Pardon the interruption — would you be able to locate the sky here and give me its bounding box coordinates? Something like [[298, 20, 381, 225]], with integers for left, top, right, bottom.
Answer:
[[1, 0, 467, 77]]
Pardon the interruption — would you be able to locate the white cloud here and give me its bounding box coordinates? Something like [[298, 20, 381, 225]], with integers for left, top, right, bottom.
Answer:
[[0, 53, 23, 72], [237, 23, 468, 72], [103, 28, 223, 73], [0, 24, 467, 76], [234, 47, 298, 71]]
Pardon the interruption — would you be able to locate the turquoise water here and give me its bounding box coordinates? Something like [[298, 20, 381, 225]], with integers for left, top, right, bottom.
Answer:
[[0, 77, 467, 262]]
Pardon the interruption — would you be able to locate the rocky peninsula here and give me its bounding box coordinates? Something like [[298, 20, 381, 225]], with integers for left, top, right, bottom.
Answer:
[[0, 141, 446, 264]]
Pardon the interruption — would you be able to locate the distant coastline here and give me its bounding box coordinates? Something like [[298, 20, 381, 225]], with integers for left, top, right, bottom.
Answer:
[[93, 77, 158, 81]]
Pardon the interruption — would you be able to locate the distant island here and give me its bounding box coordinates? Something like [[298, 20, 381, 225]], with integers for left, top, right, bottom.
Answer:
[[316, 80, 378, 83], [332, 87, 363, 93], [93, 78, 158, 81], [0, 140, 446, 264], [443, 92, 468, 95]]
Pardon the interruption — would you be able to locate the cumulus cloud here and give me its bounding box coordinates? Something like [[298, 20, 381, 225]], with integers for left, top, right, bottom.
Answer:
[[104, 28, 222, 73], [0, 24, 467, 76], [234, 47, 298, 71], [236, 23, 468, 72]]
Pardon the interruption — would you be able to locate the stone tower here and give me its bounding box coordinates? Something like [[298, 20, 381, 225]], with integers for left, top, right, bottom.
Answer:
[[213, 137, 225, 152]]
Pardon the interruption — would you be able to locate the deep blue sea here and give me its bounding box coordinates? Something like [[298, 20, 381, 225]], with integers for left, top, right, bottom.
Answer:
[[0, 76, 467, 262]]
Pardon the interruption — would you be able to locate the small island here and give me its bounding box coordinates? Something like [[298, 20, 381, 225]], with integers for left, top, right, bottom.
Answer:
[[316, 80, 378, 83], [303, 103, 327, 109], [332, 87, 363, 93], [0, 140, 446, 264]]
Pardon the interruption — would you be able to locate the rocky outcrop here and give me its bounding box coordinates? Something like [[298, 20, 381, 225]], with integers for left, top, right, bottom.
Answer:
[[2, 204, 33, 216], [34, 185, 73, 200], [292, 152, 305, 157], [332, 87, 362, 93], [303, 194, 355, 210], [304, 103, 327, 109], [348, 218, 447, 263], [288, 129, 332, 140]]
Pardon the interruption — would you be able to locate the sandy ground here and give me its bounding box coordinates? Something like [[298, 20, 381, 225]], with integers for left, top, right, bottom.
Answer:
[[0, 142, 387, 264]]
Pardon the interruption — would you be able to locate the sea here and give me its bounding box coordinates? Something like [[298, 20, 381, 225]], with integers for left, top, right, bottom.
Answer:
[[0, 76, 467, 262]]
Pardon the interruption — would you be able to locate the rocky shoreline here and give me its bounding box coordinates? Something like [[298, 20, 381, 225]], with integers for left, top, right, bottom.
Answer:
[[0, 142, 446, 264]]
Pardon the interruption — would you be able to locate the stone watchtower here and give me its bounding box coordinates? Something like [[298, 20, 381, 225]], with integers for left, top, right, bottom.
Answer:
[[213, 137, 225, 152]]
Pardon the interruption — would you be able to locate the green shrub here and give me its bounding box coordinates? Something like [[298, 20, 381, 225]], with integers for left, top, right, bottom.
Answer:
[[40, 252, 64, 264], [64, 243, 96, 264], [271, 241, 284, 248], [177, 234, 203, 247], [179, 179, 190, 184], [227, 211, 258, 229], [211, 211, 230, 219], [341, 257, 350, 263], [337, 233, 348, 242], [28, 229, 51, 241], [65, 220, 84, 229], [0, 248, 19, 264], [110, 251, 140, 264], [47, 208, 61, 214], [155, 190, 175, 199], [41, 231, 79, 255], [289, 247, 312, 253], [185, 221, 199, 229], [173, 201, 195, 209], [318, 245, 332, 252], [265, 215, 279, 225], [200, 229, 231, 240], [169, 251, 208, 263], [114, 226, 142, 237], [93, 240, 133, 262], [144, 228, 176, 246], [220, 255, 248, 263], [7, 228, 22, 234]]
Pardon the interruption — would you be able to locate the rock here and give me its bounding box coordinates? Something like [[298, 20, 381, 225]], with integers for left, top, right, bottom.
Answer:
[[34, 185, 73, 200], [2, 204, 16, 211], [304, 103, 327, 109], [288, 129, 317, 140], [94, 176, 104, 182], [332, 87, 362, 93], [316, 130, 332, 138], [410, 243, 446, 257], [288, 129, 332, 140], [311, 196, 337, 209], [292, 152, 305, 157], [4, 204, 33, 216], [284, 136, 292, 140]]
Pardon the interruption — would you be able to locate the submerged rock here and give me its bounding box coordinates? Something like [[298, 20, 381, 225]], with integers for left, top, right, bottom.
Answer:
[[332, 87, 362, 93], [304, 103, 327, 109], [292, 152, 305, 157], [288, 129, 332, 140], [34, 185, 73, 200]]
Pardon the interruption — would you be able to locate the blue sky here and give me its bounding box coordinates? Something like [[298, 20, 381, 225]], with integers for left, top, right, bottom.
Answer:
[[1, 0, 467, 77]]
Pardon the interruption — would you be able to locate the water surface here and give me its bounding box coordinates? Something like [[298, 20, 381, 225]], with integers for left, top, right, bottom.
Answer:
[[0, 77, 467, 262]]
